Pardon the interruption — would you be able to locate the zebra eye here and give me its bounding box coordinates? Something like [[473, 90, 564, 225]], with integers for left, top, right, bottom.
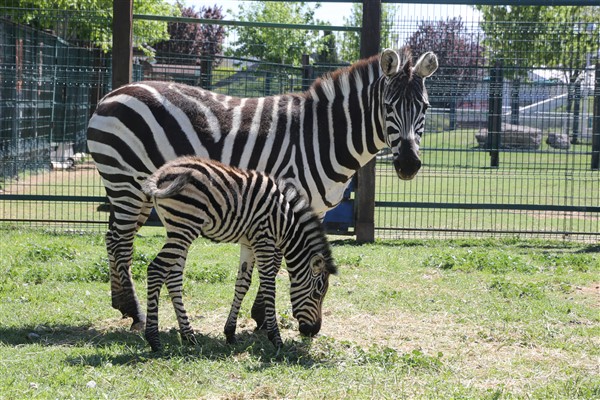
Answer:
[[385, 103, 394, 114], [313, 279, 325, 298]]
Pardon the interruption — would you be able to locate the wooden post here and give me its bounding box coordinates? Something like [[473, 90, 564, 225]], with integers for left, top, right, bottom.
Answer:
[[355, 0, 381, 243], [112, 0, 133, 90], [487, 61, 503, 168]]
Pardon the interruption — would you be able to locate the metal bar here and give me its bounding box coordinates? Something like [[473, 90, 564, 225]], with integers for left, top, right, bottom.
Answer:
[[133, 14, 361, 33], [375, 227, 600, 237], [355, 0, 381, 244], [592, 62, 600, 170], [247, 0, 598, 4], [0, 195, 107, 202], [381, 0, 600, 4], [0, 218, 108, 224], [375, 202, 600, 213]]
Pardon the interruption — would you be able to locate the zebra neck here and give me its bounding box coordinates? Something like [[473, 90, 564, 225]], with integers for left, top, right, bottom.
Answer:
[[304, 59, 387, 178]]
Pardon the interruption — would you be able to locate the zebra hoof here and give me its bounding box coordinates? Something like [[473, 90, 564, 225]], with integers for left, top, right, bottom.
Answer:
[[130, 320, 146, 332], [149, 342, 162, 352], [145, 327, 161, 352], [225, 333, 237, 344], [268, 333, 283, 349], [182, 332, 198, 346]]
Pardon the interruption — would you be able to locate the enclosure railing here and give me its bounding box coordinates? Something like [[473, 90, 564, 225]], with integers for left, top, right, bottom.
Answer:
[[0, 0, 599, 242]]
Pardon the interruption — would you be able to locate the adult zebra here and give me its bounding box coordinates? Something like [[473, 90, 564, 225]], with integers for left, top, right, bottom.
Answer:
[[87, 47, 438, 331], [142, 156, 337, 351]]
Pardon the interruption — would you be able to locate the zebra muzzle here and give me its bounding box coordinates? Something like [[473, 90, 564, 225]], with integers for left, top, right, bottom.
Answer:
[[299, 320, 322, 337], [393, 155, 422, 180]]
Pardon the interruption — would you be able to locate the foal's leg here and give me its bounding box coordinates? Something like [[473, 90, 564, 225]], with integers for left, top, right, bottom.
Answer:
[[224, 244, 255, 343], [145, 235, 194, 351], [251, 248, 283, 330], [166, 253, 197, 345], [254, 247, 282, 348]]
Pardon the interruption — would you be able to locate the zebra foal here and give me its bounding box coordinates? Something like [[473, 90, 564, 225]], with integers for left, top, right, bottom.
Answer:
[[141, 156, 337, 351]]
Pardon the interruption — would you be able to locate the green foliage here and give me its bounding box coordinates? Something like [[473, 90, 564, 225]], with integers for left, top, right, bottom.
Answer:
[[185, 263, 229, 284], [422, 248, 537, 274], [228, 2, 322, 66], [476, 5, 600, 80], [337, 3, 397, 62], [489, 278, 546, 299], [0, 0, 179, 52]]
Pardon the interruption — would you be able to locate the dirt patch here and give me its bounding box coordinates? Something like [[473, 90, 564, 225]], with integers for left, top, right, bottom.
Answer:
[[577, 283, 600, 299]]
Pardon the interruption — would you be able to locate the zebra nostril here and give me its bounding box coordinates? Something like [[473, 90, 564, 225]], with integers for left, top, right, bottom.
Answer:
[[299, 320, 321, 336], [394, 157, 421, 180]]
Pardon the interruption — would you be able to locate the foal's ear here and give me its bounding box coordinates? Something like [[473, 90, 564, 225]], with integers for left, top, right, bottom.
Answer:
[[413, 52, 439, 78], [310, 253, 326, 275], [380, 49, 400, 77]]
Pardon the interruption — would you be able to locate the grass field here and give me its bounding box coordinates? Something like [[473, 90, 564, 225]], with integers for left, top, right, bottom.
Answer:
[[1, 227, 598, 399]]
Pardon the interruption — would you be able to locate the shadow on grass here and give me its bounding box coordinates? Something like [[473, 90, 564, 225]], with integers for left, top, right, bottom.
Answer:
[[0, 324, 320, 368]]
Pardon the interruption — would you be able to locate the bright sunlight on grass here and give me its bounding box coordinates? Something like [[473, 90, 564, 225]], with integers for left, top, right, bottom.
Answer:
[[0, 228, 598, 399]]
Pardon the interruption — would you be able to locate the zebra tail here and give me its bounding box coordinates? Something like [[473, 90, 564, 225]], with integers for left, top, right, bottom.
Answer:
[[142, 171, 194, 199]]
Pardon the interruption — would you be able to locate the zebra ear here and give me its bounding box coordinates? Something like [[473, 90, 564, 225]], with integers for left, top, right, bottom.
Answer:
[[413, 52, 439, 78], [310, 253, 326, 275], [380, 49, 400, 77]]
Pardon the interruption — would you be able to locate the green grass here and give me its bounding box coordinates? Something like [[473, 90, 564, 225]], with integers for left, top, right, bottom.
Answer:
[[1, 228, 598, 399]]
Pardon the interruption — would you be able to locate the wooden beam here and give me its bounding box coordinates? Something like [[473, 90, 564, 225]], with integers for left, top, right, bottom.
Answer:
[[112, 0, 133, 90], [354, 0, 381, 243]]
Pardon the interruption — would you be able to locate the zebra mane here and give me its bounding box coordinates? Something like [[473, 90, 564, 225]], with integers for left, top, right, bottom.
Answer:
[[308, 47, 413, 97], [279, 181, 336, 275]]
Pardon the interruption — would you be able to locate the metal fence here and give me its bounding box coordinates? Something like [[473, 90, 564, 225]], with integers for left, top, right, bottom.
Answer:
[[0, 1, 599, 241]]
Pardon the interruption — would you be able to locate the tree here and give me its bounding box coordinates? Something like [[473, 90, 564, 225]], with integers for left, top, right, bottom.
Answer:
[[337, 3, 397, 63], [477, 5, 600, 139], [0, 0, 179, 52], [407, 18, 485, 112], [154, 2, 225, 64], [228, 2, 322, 66]]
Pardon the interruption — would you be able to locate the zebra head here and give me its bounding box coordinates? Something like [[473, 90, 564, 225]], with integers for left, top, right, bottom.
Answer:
[[290, 251, 337, 337], [380, 48, 438, 180]]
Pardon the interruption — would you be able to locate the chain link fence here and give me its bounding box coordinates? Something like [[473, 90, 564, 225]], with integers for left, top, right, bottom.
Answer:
[[0, 1, 599, 240]]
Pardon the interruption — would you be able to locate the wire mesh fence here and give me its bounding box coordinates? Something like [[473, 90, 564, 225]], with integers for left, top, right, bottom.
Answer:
[[0, 5, 111, 230], [0, 1, 599, 241], [375, 3, 600, 240]]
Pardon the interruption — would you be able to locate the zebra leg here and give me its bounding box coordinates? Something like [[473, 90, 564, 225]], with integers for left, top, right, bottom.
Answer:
[[145, 254, 168, 352], [255, 249, 282, 349], [166, 260, 197, 346], [106, 226, 146, 330], [224, 244, 255, 344], [106, 200, 152, 331], [251, 248, 282, 331]]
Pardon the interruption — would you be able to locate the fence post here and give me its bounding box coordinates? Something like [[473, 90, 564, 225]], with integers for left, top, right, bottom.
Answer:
[[487, 61, 503, 168], [199, 58, 213, 90], [355, 0, 381, 243], [112, 0, 133, 90], [572, 82, 582, 143], [592, 62, 600, 170], [301, 54, 312, 92]]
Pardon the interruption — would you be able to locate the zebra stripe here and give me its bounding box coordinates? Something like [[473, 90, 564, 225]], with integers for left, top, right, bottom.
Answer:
[[141, 156, 336, 351], [87, 48, 438, 331]]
